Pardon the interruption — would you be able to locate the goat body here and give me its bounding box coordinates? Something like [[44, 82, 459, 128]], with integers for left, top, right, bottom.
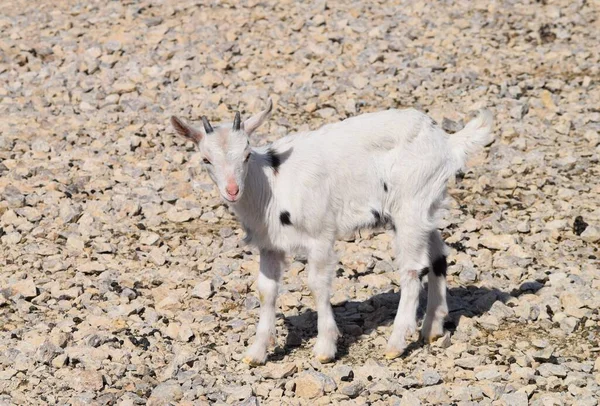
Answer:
[[171, 103, 493, 364]]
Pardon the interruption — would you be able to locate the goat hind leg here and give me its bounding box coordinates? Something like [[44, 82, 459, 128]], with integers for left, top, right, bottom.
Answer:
[[386, 219, 431, 360], [421, 230, 449, 343]]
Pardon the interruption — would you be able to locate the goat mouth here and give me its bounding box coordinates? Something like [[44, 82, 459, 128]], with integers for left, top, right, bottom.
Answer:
[[223, 194, 241, 203]]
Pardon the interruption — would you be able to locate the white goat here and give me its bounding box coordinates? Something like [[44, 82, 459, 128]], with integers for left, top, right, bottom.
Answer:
[[171, 99, 493, 365]]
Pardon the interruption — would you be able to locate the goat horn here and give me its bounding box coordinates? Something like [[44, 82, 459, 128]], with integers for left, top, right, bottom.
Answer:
[[201, 116, 213, 133], [233, 111, 241, 131]]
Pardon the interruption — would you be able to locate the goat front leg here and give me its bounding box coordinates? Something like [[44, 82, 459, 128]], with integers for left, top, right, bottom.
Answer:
[[307, 245, 340, 363], [243, 249, 285, 366]]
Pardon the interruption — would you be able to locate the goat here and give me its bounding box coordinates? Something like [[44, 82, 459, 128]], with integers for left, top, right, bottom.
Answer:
[[171, 99, 493, 365]]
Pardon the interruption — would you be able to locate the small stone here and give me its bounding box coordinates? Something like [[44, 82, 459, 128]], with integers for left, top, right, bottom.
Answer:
[[63, 369, 104, 391], [139, 232, 160, 246], [531, 339, 549, 348], [560, 292, 584, 310], [500, 391, 528, 406], [148, 380, 183, 404], [479, 232, 517, 250], [67, 236, 85, 250], [166, 207, 192, 223], [351, 75, 369, 89], [191, 280, 213, 299], [330, 364, 354, 384], [237, 396, 259, 406], [178, 324, 194, 342], [459, 267, 477, 283], [510, 103, 528, 119], [0, 369, 17, 380], [79, 262, 106, 274], [51, 354, 68, 368], [261, 362, 297, 379], [305, 102, 317, 113], [32, 139, 51, 152], [223, 384, 253, 401], [517, 221, 531, 233], [344, 99, 357, 114], [581, 226, 600, 243], [475, 366, 503, 381], [463, 218, 481, 232], [149, 247, 166, 266], [59, 202, 82, 224], [113, 80, 137, 94], [401, 391, 422, 405], [538, 363, 567, 378], [10, 278, 37, 298], [295, 371, 336, 398], [316, 108, 337, 119], [36, 341, 61, 364], [340, 381, 363, 398], [455, 356, 483, 369], [1, 185, 25, 208], [421, 370, 442, 386]]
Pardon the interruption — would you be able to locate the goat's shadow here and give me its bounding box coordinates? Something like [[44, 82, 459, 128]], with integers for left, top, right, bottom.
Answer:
[[269, 281, 540, 362]]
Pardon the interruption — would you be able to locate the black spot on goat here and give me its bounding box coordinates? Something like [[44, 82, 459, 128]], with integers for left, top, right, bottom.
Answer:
[[267, 148, 281, 174], [280, 211, 292, 226], [432, 256, 447, 277]]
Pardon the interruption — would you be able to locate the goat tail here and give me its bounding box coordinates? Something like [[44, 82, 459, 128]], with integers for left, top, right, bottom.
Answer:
[[449, 109, 494, 167]]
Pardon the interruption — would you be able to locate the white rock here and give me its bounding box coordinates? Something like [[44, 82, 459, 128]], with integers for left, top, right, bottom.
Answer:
[[581, 226, 600, 243], [191, 280, 213, 299], [10, 279, 37, 298]]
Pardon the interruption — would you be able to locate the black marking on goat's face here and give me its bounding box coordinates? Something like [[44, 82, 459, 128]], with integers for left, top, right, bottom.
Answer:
[[371, 209, 393, 229], [432, 256, 447, 277], [280, 211, 292, 226], [430, 117, 438, 126], [419, 267, 429, 281], [383, 182, 388, 193], [371, 209, 381, 225], [267, 148, 281, 174]]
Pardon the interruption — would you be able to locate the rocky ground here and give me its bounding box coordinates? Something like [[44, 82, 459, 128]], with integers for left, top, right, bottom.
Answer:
[[1, 0, 599, 405]]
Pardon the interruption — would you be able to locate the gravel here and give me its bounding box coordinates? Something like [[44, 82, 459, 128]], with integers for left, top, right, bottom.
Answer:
[[1, 0, 599, 404]]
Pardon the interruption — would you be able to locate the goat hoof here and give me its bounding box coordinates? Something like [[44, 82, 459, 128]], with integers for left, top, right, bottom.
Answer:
[[384, 347, 405, 360], [427, 335, 442, 344], [242, 356, 265, 366], [316, 354, 335, 364]]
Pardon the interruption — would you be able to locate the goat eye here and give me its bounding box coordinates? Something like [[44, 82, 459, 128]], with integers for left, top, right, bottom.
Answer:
[[244, 153, 251, 162], [203, 158, 211, 165]]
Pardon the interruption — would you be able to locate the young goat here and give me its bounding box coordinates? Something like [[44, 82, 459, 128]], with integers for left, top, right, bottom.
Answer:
[[171, 99, 493, 365]]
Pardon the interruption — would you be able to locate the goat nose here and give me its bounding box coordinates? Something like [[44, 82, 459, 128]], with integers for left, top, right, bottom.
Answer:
[[226, 183, 239, 196]]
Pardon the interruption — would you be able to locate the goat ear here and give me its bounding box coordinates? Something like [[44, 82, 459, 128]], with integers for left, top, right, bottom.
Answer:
[[171, 116, 203, 143], [242, 98, 273, 135]]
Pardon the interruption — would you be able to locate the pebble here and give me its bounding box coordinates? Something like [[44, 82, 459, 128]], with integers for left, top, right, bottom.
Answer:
[[261, 362, 297, 379], [581, 226, 600, 243], [9, 278, 37, 298], [191, 280, 214, 299], [500, 391, 528, 406], [478, 233, 517, 251], [58, 369, 104, 392], [421, 370, 442, 386], [148, 380, 183, 404], [295, 371, 336, 398]]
